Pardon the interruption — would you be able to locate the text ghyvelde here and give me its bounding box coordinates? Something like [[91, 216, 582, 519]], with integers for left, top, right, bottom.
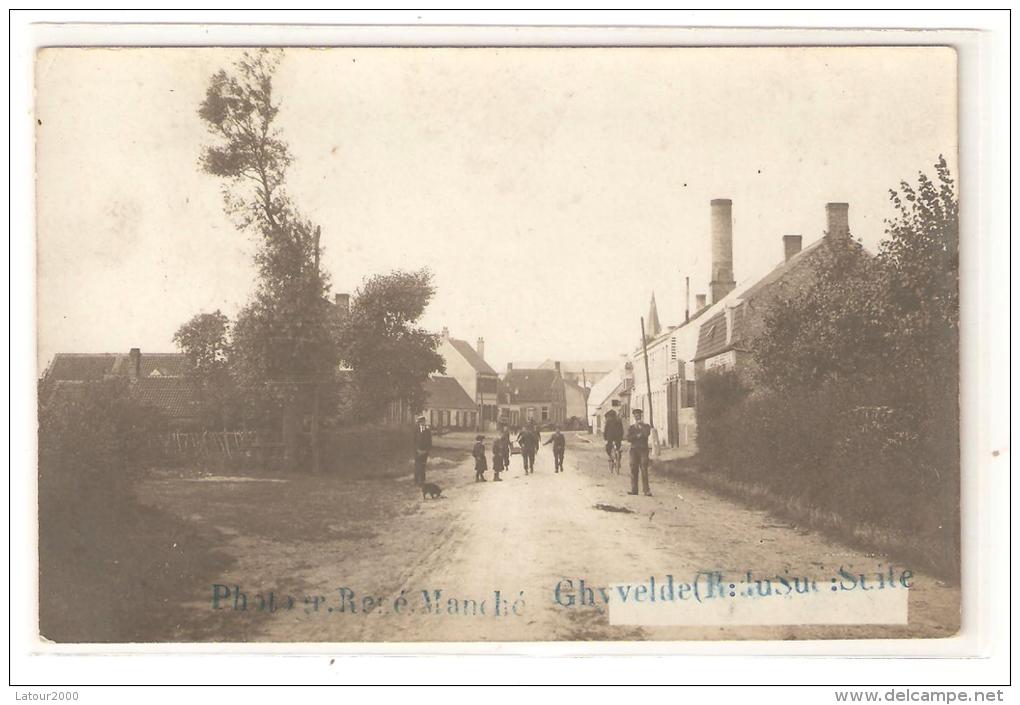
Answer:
[[211, 567, 912, 617]]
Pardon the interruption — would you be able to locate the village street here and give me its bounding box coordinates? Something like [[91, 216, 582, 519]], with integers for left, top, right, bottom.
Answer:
[[142, 434, 960, 643]]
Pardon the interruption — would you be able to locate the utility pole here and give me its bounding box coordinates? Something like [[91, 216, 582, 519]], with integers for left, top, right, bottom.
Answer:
[[640, 316, 660, 455], [309, 225, 322, 475]]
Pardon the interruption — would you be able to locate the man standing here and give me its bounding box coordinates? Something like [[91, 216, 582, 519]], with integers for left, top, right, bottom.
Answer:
[[499, 423, 512, 470], [518, 421, 540, 474], [413, 415, 432, 485], [626, 408, 654, 496]]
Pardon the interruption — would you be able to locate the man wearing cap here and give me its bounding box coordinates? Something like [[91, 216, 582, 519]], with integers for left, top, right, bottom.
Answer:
[[413, 415, 432, 485], [626, 408, 653, 496]]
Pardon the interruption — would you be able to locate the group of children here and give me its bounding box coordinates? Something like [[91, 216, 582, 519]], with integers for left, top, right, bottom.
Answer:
[[471, 423, 567, 482]]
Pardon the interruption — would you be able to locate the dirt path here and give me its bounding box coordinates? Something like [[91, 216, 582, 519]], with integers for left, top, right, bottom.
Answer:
[[162, 434, 957, 642]]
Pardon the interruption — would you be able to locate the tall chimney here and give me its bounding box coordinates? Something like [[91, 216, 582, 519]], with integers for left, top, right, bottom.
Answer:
[[554, 361, 562, 374], [476, 337, 485, 361], [685, 276, 690, 322], [783, 235, 803, 262], [507, 362, 513, 372], [129, 347, 141, 381], [826, 202, 849, 239], [696, 294, 707, 310], [710, 199, 736, 303]]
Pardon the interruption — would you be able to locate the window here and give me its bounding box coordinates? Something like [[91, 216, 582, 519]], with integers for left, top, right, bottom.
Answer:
[[611, 399, 620, 407], [527, 407, 535, 420], [541, 407, 549, 422]]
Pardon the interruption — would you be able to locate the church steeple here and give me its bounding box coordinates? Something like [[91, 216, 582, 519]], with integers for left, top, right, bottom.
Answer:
[[645, 292, 662, 339]]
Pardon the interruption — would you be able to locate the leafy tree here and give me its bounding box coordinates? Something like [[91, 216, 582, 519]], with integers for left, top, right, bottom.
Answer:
[[196, 50, 446, 444], [173, 310, 230, 377], [198, 50, 337, 384], [754, 157, 958, 400], [173, 310, 237, 429], [876, 156, 960, 483], [198, 50, 338, 452], [753, 235, 884, 392], [878, 155, 959, 395], [338, 269, 445, 420]]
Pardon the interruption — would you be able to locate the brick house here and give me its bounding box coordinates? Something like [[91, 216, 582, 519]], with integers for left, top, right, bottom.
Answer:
[[498, 362, 568, 429]]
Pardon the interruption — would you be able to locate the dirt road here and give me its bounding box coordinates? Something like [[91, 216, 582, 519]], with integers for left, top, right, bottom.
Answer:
[[143, 433, 959, 642]]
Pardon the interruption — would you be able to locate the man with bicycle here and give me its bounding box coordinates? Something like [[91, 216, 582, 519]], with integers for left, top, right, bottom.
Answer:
[[603, 409, 624, 471]]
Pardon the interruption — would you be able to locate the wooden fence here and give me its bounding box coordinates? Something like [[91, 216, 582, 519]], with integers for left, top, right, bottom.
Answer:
[[152, 430, 260, 459]]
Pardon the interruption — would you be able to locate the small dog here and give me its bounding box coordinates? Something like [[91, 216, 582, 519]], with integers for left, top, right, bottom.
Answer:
[[421, 482, 443, 500]]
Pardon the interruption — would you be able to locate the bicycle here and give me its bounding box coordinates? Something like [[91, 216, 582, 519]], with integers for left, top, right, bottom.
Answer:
[[607, 441, 623, 474]]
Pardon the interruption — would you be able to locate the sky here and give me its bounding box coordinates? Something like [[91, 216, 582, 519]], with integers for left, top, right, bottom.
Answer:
[[35, 47, 957, 372]]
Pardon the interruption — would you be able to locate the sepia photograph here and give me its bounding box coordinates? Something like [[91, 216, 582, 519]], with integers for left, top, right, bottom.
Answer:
[[34, 44, 964, 647]]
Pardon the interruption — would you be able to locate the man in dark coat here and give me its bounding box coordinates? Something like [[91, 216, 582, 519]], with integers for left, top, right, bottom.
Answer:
[[499, 424, 512, 469], [603, 409, 624, 463], [626, 408, 653, 496], [517, 422, 540, 474], [413, 415, 432, 485], [543, 425, 566, 473]]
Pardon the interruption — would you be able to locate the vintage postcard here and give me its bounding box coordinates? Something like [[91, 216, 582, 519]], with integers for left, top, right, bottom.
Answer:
[[35, 46, 960, 645]]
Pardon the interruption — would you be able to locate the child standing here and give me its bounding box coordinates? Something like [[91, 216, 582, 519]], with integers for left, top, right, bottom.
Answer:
[[472, 434, 488, 482], [491, 435, 505, 482], [544, 426, 566, 473]]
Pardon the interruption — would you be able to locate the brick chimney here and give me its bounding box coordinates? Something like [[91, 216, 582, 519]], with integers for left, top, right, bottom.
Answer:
[[783, 235, 803, 262], [710, 199, 736, 303], [696, 294, 707, 310], [129, 347, 141, 381], [826, 202, 850, 239], [476, 337, 485, 361]]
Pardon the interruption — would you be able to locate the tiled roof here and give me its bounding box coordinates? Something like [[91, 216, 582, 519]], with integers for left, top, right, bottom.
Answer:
[[114, 353, 192, 378], [693, 237, 841, 361], [423, 376, 476, 410], [738, 236, 828, 301], [43, 352, 192, 381], [447, 338, 498, 376], [127, 377, 200, 419], [43, 354, 120, 382], [694, 312, 730, 361], [500, 369, 566, 405]]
